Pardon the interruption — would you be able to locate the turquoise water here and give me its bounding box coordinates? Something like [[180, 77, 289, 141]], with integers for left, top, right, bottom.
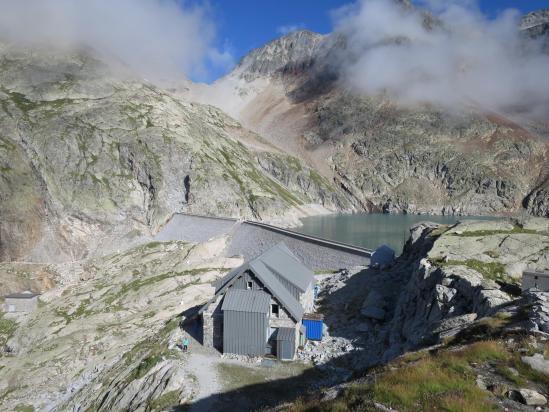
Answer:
[[295, 213, 501, 255]]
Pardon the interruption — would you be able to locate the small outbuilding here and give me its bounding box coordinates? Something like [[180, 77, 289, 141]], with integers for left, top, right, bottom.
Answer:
[[522, 271, 549, 292], [3, 291, 40, 313], [274, 327, 296, 360]]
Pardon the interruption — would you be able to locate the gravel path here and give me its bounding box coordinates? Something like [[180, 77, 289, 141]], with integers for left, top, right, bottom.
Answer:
[[187, 351, 221, 412]]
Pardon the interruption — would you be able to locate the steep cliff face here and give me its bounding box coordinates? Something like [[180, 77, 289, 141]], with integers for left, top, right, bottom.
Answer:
[[194, 12, 549, 217], [387, 218, 549, 356], [0, 44, 348, 262]]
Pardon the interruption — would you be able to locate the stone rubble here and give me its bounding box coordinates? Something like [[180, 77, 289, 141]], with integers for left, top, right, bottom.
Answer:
[[524, 290, 549, 334]]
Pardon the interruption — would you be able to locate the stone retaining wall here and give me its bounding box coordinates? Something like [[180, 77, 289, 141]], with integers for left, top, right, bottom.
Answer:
[[155, 214, 371, 270], [228, 222, 370, 270]]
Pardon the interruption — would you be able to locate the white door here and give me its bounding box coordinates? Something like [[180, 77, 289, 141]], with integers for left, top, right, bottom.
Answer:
[[8, 304, 15, 312]]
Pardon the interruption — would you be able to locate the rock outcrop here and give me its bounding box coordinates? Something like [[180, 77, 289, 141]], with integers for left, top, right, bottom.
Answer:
[[387, 218, 549, 354]]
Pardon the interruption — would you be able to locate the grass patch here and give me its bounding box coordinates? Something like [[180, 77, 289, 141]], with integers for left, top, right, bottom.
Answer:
[[148, 390, 184, 411], [495, 365, 524, 385], [314, 269, 340, 275], [54, 298, 93, 325], [291, 341, 508, 412], [121, 317, 180, 384], [434, 258, 516, 285], [451, 224, 544, 237], [0, 312, 17, 349], [126, 353, 163, 382], [14, 405, 34, 412], [103, 267, 218, 306]]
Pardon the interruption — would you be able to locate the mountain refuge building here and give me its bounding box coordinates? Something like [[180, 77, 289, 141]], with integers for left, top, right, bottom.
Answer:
[[199, 242, 316, 360], [3, 291, 40, 313]]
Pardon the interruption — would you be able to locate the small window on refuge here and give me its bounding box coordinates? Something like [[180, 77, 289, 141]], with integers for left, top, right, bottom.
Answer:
[[247, 281, 253, 290], [271, 303, 279, 317]]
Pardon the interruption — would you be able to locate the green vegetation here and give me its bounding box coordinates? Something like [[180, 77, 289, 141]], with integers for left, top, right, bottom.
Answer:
[[14, 405, 35, 412], [292, 341, 510, 412], [54, 298, 93, 325], [0, 312, 17, 349], [147, 390, 184, 412], [450, 224, 546, 238], [126, 353, 163, 382], [433, 258, 516, 285], [292, 323, 549, 412], [121, 318, 180, 385], [104, 267, 220, 306], [216, 145, 302, 210]]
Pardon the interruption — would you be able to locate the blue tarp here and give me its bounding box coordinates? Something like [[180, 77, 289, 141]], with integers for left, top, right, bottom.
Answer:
[[303, 318, 323, 340]]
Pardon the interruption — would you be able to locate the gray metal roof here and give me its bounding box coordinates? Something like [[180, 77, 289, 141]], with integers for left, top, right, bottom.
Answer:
[[249, 260, 304, 321], [209, 242, 310, 322], [275, 327, 295, 341], [259, 242, 313, 292], [4, 291, 40, 299], [221, 289, 270, 313]]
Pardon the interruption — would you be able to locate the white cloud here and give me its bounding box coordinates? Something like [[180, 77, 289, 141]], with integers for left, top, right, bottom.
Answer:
[[332, 0, 549, 116], [208, 42, 235, 73], [0, 0, 228, 81], [276, 23, 306, 35]]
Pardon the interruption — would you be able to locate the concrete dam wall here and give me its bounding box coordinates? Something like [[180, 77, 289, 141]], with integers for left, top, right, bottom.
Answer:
[[155, 214, 372, 270]]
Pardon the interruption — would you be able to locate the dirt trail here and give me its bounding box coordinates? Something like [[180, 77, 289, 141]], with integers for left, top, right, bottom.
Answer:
[[185, 333, 228, 412]]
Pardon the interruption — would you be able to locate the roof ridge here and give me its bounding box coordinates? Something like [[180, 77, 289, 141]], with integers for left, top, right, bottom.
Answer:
[[249, 260, 304, 321]]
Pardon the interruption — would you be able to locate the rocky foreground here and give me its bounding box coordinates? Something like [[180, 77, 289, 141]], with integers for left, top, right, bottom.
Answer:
[[0, 218, 548, 411], [287, 217, 549, 411]]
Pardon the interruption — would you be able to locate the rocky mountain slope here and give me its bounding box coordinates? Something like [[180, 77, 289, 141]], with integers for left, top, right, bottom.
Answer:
[[0, 237, 239, 411], [1, 217, 546, 411], [0, 43, 350, 262], [190, 12, 549, 217]]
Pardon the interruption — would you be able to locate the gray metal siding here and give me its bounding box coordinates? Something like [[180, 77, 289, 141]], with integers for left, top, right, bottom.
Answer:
[[522, 272, 549, 291], [221, 289, 270, 313], [278, 340, 294, 360], [223, 310, 268, 356], [232, 271, 264, 291], [276, 338, 295, 360]]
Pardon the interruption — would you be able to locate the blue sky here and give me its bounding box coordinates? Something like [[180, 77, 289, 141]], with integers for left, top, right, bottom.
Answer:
[[197, 0, 549, 82]]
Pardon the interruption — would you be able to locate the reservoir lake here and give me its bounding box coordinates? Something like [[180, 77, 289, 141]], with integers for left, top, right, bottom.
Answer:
[[295, 213, 500, 255]]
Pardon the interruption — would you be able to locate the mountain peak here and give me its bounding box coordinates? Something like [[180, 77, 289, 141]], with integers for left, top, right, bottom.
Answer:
[[231, 30, 325, 81], [520, 8, 549, 30]]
